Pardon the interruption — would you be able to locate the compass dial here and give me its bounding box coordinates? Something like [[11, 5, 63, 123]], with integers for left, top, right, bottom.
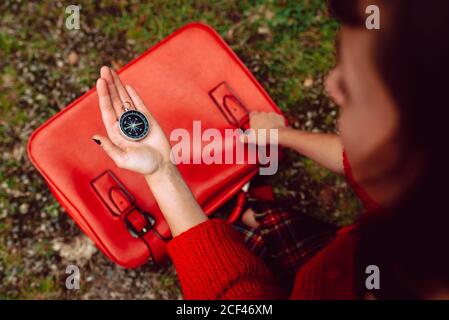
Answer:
[[119, 110, 150, 141]]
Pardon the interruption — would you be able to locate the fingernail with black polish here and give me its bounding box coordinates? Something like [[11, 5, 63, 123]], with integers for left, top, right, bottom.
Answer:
[[92, 138, 101, 145]]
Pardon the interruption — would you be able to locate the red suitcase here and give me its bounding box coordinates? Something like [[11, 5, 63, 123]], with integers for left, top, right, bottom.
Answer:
[[27, 23, 283, 268]]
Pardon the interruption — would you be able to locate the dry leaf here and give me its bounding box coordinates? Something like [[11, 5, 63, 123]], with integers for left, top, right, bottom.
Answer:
[[52, 235, 97, 266], [265, 9, 275, 20], [68, 51, 79, 65], [258, 25, 271, 35], [304, 77, 314, 88]]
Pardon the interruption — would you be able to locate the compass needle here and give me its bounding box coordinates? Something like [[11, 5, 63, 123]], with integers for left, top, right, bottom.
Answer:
[[119, 109, 150, 141]]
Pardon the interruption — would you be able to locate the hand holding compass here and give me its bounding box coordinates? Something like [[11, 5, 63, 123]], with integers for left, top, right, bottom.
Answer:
[[119, 100, 150, 141], [92, 66, 172, 176]]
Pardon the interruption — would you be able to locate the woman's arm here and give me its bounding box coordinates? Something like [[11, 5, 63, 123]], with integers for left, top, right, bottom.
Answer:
[[279, 128, 344, 174], [146, 164, 285, 299], [243, 111, 344, 174], [167, 218, 286, 299], [145, 163, 286, 299], [144, 163, 207, 237]]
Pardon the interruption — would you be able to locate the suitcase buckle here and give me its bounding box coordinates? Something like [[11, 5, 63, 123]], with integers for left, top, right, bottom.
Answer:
[[91, 170, 156, 238], [124, 207, 155, 238]]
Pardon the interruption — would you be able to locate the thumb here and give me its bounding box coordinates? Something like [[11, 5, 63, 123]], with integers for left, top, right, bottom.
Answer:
[[92, 135, 126, 167]]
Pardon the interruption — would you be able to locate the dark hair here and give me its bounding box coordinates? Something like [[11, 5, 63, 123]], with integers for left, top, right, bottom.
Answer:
[[329, 0, 449, 298]]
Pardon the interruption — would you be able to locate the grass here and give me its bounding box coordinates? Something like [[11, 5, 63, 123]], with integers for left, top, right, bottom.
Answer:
[[0, 0, 360, 299]]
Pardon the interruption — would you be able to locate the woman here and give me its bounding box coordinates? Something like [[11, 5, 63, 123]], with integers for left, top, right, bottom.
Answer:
[[92, 0, 449, 299]]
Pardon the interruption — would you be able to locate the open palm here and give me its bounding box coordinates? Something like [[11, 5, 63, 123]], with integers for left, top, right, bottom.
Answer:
[[93, 66, 172, 175]]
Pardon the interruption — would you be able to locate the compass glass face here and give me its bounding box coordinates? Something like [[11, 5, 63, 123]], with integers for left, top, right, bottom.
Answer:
[[119, 110, 150, 140]]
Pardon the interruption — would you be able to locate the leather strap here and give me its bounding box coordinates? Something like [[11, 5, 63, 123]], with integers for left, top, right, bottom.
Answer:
[[91, 170, 168, 265]]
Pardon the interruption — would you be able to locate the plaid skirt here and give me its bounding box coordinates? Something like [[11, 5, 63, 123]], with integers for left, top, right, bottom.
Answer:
[[233, 199, 338, 290]]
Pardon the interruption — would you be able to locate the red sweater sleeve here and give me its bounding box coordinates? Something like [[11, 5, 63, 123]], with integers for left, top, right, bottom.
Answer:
[[167, 219, 286, 300]]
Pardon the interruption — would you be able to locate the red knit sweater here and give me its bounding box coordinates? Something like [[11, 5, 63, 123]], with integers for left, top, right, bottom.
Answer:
[[167, 152, 378, 299]]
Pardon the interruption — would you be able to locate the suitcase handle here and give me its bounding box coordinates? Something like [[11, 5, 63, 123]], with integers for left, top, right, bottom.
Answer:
[[226, 191, 246, 224], [209, 81, 250, 129]]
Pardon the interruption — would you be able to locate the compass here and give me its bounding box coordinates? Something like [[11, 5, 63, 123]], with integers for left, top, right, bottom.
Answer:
[[118, 104, 150, 141]]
